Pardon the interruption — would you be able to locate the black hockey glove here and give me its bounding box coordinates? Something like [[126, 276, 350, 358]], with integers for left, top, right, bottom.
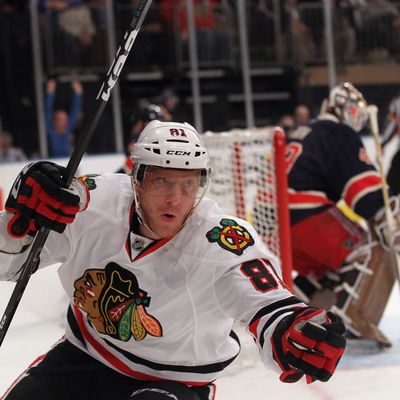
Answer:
[[271, 307, 346, 384], [5, 162, 88, 238]]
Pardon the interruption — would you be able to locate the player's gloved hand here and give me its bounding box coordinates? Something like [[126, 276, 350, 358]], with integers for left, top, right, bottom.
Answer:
[[5, 162, 89, 238], [373, 196, 400, 252], [271, 307, 346, 384]]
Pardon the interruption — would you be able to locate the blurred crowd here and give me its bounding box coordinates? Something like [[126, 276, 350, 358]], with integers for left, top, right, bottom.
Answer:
[[2, 0, 400, 161], [3, 1, 400, 71]]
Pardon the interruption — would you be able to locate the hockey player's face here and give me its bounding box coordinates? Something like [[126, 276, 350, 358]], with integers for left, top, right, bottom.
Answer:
[[136, 168, 199, 239]]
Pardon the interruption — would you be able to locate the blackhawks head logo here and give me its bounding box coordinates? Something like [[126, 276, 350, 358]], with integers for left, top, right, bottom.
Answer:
[[206, 219, 254, 255], [73, 262, 162, 342]]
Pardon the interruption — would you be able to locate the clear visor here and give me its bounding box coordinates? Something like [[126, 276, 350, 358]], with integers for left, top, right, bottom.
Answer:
[[343, 100, 368, 132], [136, 166, 210, 199]]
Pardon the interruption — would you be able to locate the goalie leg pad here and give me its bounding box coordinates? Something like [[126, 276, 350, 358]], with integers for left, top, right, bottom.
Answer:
[[295, 228, 394, 347], [333, 232, 395, 347]]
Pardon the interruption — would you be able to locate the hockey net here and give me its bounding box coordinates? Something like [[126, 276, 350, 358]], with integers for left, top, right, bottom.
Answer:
[[202, 127, 293, 375], [202, 126, 292, 285]]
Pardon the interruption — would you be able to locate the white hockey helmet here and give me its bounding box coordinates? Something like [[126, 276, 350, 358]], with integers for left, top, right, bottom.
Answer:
[[132, 120, 209, 170], [328, 82, 368, 132], [131, 120, 211, 201]]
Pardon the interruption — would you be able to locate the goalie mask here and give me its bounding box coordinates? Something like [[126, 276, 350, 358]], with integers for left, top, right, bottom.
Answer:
[[131, 120, 211, 231], [328, 82, 369, 132]]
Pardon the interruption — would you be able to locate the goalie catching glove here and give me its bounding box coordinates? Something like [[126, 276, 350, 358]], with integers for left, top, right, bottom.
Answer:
[[5, 162, 89, 238], [271, 307, 346, 384]]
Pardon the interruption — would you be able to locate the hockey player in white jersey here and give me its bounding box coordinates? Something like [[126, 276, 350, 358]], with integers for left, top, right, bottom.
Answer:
[[0, 120, 346, 400]]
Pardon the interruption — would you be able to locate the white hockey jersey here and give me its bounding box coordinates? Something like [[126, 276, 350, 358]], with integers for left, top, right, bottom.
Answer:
[[0, 173, 306, 385]]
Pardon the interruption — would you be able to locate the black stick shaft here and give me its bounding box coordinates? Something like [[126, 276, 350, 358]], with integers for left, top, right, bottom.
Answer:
[[0, 0, 153, 347]]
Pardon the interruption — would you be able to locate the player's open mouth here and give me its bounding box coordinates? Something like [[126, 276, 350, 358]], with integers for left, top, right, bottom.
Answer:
[[161, 213, 177, 222]]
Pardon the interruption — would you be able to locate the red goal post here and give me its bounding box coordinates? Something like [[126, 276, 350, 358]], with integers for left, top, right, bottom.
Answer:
[[202, 127, 293, 290]]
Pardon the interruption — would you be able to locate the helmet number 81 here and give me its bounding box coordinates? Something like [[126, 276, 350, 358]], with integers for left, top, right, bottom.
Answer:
[[170, 128, 187, 137]]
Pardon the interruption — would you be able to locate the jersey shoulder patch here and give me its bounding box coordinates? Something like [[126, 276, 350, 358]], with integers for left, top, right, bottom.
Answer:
[[78, 174, 100, 191], [206, 218, 255, 255]]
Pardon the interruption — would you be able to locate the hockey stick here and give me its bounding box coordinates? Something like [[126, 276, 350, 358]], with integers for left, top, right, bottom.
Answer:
[[367, 104, 400, 285], [0, 0, 153, 347]]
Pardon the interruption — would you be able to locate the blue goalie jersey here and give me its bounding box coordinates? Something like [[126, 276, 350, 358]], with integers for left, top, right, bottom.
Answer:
[[286, 115, 385, 224]]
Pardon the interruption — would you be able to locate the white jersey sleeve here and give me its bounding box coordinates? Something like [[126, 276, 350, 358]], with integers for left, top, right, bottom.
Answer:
[[191, 198, 307, 376], [214, 255, 305, 375], [0, 210, 73, 281]]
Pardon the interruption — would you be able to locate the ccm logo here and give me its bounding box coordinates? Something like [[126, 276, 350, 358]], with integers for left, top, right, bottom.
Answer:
[[166, 150, 191, 156]]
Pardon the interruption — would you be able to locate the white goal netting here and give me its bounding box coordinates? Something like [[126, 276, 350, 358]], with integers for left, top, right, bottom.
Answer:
[[202, 127, 290, 266]]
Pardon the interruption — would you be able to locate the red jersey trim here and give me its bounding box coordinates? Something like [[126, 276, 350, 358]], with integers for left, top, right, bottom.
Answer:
[[288, 190, 334, 209], [342, 172, 382, 209], [248, 319, 260, 340], [71, 305, 208, 386], [125, 202, 172, 262], [134, 237, 172, 262]]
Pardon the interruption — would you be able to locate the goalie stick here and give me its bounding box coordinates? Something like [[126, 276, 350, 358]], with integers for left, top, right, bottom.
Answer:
[[0, 0, 153, 348], [367, 104, 400, 286]]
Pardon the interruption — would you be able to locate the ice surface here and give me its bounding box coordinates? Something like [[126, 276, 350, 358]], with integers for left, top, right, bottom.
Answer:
[[217, 287, 400, 399]]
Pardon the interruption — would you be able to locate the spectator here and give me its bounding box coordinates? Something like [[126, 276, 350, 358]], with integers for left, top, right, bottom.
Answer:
[[283, 0, 316, 65], [248, 1, 278, 62], [294, 104, 311, 127], [160, 0, 233, 67], [156, 88, 186, 122], [352, 0, 400, 60], [45, 79, 83, 158], [40, 0, 97, 68], [117, 0, 166, 69], [0, 131, 27, 163], [333, 0, 357, 65], [277, 114, 296, 137], [299, 0, 356, 64]]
